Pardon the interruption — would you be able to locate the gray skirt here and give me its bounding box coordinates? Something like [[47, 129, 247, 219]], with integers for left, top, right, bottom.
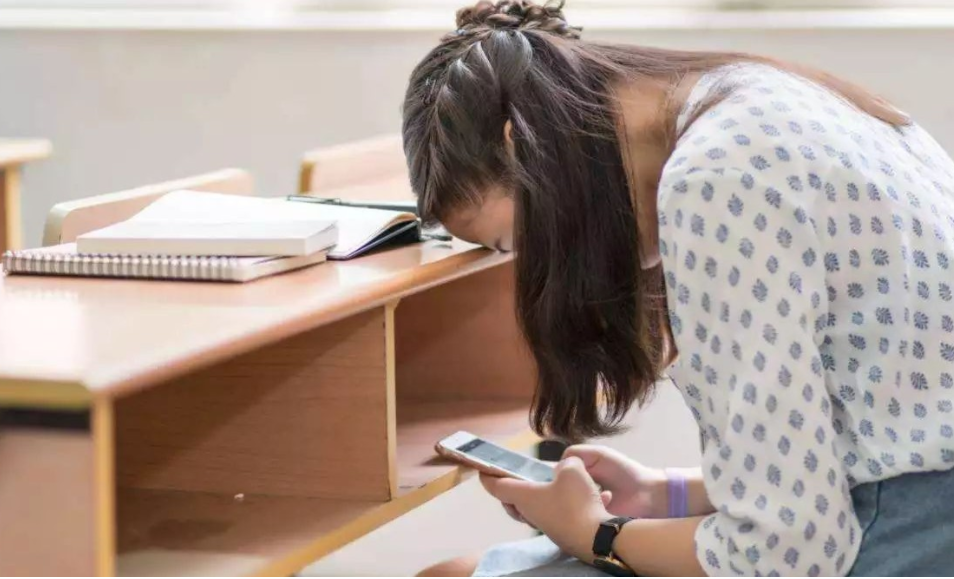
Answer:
[[474, 466, 954, 576]]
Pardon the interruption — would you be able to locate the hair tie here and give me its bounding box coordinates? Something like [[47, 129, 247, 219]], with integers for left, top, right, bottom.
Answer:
[[664, 468, 689, 519]]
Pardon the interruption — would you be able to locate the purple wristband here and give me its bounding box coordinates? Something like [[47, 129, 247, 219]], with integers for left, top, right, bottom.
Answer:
[[664, 468, 688, 519]]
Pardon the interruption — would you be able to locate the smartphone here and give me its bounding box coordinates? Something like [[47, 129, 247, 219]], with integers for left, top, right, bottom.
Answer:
[[435, 431, 555, 483]]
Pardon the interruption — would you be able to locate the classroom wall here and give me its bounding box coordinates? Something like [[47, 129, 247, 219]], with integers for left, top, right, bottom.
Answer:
[[1, 26, 953, 247], [0, 22, 952, 575]]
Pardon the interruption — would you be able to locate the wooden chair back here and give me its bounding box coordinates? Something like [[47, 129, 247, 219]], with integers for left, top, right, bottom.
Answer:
[[299, 135, 412, 202]]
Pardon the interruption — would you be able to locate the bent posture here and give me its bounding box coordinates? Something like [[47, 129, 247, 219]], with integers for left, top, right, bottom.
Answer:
[[403, 1, 954, 575]]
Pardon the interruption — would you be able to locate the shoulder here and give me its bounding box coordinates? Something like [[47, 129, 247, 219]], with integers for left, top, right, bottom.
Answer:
[[675, 62, 829, 140], [668, 63, 821, 174], [660, 63, 854, 215]]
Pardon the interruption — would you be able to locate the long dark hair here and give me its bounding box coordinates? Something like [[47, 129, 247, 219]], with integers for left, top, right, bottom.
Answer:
[[401, 0, 908, 441]]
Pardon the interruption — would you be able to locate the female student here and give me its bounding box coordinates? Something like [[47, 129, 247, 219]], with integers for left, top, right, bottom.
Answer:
[[403, 1, 954, 575]]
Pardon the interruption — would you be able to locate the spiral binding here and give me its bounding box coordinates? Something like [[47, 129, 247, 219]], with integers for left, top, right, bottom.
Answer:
[[2, 249, 243, 281]]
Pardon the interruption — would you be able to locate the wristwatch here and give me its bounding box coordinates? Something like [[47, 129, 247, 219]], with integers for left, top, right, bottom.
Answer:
[[592, 516, 636, 576]]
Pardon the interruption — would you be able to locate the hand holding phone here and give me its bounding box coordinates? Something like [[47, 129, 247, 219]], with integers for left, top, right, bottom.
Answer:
[[435, 430, 555, 483]]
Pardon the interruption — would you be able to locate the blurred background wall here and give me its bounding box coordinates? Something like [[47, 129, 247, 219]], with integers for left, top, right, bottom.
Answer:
[[1, 4, 952, 574], [2, 13, 954, 246]]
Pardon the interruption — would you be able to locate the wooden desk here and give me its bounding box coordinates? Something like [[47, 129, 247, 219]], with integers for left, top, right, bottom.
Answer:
[[0, 139, 52, 253], [0, 240, 536, 576]]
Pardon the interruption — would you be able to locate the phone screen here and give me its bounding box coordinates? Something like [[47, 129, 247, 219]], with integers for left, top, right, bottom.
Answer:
[[457, 438, 555, 482]]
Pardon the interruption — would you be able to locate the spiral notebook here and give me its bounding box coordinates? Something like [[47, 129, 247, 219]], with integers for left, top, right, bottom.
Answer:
[[2, 244, 327, 283]]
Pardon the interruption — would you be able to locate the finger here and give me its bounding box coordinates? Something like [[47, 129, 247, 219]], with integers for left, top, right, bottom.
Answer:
[[502, 503, 525, 523], [480, 473, 538, 504], [600, 489, 613, 506], [504, 503, 538, 529], [479, 472, 500, 495]]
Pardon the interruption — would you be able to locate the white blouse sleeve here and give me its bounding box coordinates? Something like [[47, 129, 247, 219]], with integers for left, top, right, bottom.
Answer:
[[658, 167, 862, 576]]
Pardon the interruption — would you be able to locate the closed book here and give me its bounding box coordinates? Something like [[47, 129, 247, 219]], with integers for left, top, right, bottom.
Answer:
[[76, 190, 338, 257]]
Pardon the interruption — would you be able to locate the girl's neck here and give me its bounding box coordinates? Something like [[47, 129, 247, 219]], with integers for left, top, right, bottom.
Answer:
[[614, 72, 704, 270]]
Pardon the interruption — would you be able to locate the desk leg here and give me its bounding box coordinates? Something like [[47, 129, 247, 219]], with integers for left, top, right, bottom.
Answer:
[[0, 402, 115, 576], [0, 165, 22, 253]]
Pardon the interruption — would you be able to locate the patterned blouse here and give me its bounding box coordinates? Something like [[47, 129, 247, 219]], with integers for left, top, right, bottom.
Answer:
[[659, 63, 954, 576]]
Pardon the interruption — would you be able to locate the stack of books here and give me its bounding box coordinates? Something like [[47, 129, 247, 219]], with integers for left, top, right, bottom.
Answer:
[[2, 190, 421, 283]]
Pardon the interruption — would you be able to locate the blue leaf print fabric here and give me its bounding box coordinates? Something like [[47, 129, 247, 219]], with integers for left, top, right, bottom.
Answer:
[[659, 64, 954, 576]]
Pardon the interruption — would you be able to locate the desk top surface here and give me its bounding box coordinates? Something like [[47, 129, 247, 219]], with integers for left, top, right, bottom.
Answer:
[[0, 239, 510, 406], [0, 139, 52, 166]]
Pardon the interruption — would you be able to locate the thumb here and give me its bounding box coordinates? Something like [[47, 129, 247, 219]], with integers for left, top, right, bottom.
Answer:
[[563, 445, 633, 487], [600, 489, 613, 507], [555, 456, 602, 494], [556, 455, 588, 475], [480, 473, 538, 504], [562, 445, 605, 469]]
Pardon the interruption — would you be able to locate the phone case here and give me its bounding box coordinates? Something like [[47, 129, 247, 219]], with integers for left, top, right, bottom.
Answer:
[[434, 440, 540, 481]]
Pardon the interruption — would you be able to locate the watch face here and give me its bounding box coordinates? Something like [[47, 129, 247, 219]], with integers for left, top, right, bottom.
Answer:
[[593, 556, 633, 577]]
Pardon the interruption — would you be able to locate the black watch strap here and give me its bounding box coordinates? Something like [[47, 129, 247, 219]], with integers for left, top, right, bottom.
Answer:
[[593, 516, 634, 557], [592, 516, 636, 576]]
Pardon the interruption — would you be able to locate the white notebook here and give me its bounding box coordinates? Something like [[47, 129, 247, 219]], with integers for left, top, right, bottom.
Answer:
[[2, 244, 327, 283], [76, 191, 339, 257]]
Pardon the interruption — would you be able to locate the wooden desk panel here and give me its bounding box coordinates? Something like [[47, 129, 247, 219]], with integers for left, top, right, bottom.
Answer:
[[0, 426, 97, 576], [396, 263, 535, 401], [115, 309, 392, 501], [0, 401, 114, 576], [0, 240, 511, 406]]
